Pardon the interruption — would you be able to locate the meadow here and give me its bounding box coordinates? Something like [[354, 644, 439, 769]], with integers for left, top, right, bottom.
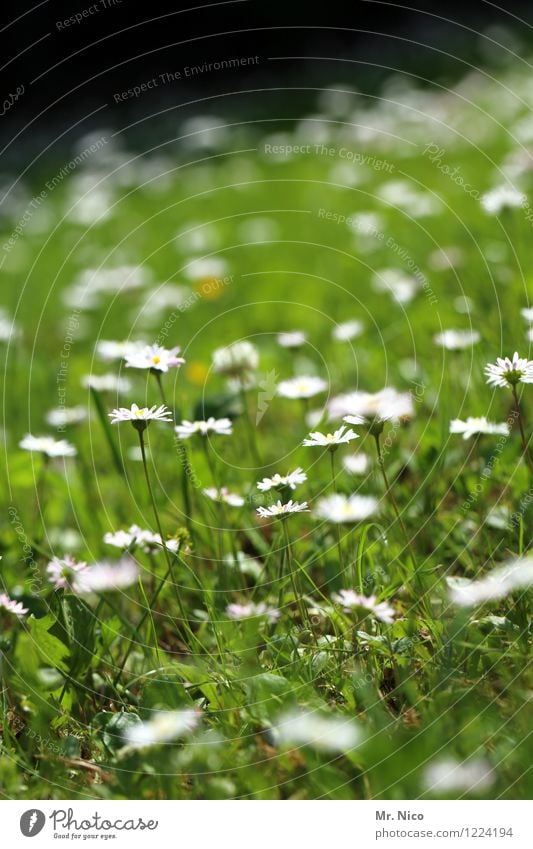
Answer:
[[1, 60, 533, 800]]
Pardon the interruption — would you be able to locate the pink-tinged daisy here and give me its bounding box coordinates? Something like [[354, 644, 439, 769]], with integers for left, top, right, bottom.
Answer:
[[332, 589, 395, 624], [174, 417, 233, 439], [485, 352, 533, 389], [108, 403, 173, 431], [303, 425, 359, 450], [46, 555, 88, 590], [125, 343, 185, 373], [0, 593, 28, 618], [226, 602, 280, 623], [73, 557, 140, 594], [257, 500, 309, 520]]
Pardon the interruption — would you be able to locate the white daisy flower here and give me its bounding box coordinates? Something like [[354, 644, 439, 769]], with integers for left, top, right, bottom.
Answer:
[[277, 376, 328, 400], [314, 493, 379, 524], [226, 602, 280, 623], [184, 256, 228, 283], [332, 589, 394, 624], [332, 320, 364, 342], [104, 525, 179, 554], [203, 487, 245, 507], [0, 310, 20, 343], [423, 758, 494, 794], [373, 268, 420, 304], [212, 340, 259, 377], [521, 307, 533, 323], [125, 343, 185, 373], [484, 352, 533, 388], [273, 709, 362, 753], [330, 388, 414, 425], [303, 425, 359, 449], [343, 453, 372, 475], [19, 435, 77, 458], [109, 403, 173, 429], [74, 557, 140, 594], [45, 406, 88, 427], [174, 417, 233, 439], [450, 417, 510, 440], [0, 593, 28, 618], [448, 556, 533, 607], [96, 339, 146, 362], [434, 329, 480, 350], [257, 468, 307, 492], [481, 185, 526, 215], [82, 373, 132, 393], [257, 500, 309, 520], [125, 709, 201, 749], [46, 556, 88, 590], [277, 331, 307, 348]]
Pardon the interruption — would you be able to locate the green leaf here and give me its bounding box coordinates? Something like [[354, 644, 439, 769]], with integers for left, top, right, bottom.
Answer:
[[27, 615, 69, 673]]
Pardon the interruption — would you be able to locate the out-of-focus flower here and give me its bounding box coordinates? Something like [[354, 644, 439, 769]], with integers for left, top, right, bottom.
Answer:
[[47, 556, 88, 590], [277, 376, 328, 400], [0, 593, 28, 617], [343, 453, 371, 475], [481, 185, 526, 214], [277, 331, 307, 348], [332, 320, 364, 342], [212, 341, 259, 377], [273, 709, 362, 753], [174, 417, 233, 439], [95, 339, 146, 362], [226, 602, 280, 623], [332, 589, 394, 624], [74, 557, 140, 594], [19, 435, 77, 458], [314, 494, 379, 524], [203, 487, 245, 507], [330, 388, 414, 426], [125, 709, 201, 748], [447, 556, 533, 606], [423, 758, 495, 794], [82, 373, 132, 393], [449, 417, 509, 440], [434, 329, 480, 350], [45, 406, 88, 427]]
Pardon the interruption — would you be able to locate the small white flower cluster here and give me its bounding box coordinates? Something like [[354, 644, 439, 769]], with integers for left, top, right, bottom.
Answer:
[[104, 525, 181, 554]]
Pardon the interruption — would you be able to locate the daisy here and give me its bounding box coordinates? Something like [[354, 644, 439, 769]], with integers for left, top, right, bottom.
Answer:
[[434, 329, 480, 350], [0, 310, 20, 343], [74, 557, 140, 594], [332, 320, 364, 342], [45, 406, 88, 427], [104, 525, 179, 554], [203, 487, 245, 507], [212, 340, 259, 377], [174, 417, 233, 439], [314, 493, 379, 524], [257, 500, 309, 520], [277, 331, 307, 349], [125, 709, 201, 749], [481, 185, 526, 215], [226, 602, 280, 623], [521, 307, 533, 323], [125, 343, 185, 373], [423, 758, 495, 794], [343, 453, 371, 475], [0, 593, 28, 618], [447, 556, 533, 607], [96, 339, 146, 362], [257, 468, 307, 492], [331, 388, 414, 424], [484, 352, 533, 388], [332, 589, 394, 624], [46, 555, 88, 590], [449, 417, 510, 440], [19, 435, 77, 458], [108, 403, 173, 430], [82, 373, 132, 393], [373, 268, 420, 304], [277, 376, 328, 400], [303, 425, 359, 450], [273, 709, 362, 753]]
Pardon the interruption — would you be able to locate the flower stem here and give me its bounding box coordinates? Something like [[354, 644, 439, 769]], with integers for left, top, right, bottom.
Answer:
[[373, 433, 418, 578], [329, 450, 344, 571], [90, 387, 126, 479], [512, 385, 533, 475], [283, 520, 308, 626], [154, 372, 193, 526]]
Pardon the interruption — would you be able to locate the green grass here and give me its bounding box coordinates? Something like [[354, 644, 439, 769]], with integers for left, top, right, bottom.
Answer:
[[1, 66, 533, 800]]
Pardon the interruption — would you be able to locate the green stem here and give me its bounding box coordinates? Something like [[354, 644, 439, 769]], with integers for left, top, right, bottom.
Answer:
[[329, 450, 344, 570], [512, 385, 533, 476], [283, 520, 308, 626], [90, 388, 127, 478]]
